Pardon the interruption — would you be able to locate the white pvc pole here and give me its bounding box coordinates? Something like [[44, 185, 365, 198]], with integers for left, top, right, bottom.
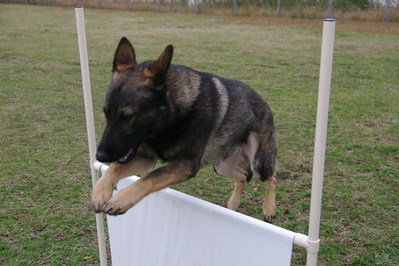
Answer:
[[75, 7, 107, 266], [307, 18, 336, 266]]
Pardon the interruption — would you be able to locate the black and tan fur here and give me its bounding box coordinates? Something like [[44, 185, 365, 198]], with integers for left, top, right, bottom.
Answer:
[[92, 37, 277, 222]]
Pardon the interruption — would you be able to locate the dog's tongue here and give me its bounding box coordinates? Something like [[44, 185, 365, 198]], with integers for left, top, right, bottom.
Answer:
[[118, 148, 133, 163]]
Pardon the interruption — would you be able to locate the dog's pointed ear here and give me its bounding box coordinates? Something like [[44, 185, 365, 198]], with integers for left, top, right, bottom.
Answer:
[[143, 45, 173, 80], [113, 37, 137, 72]]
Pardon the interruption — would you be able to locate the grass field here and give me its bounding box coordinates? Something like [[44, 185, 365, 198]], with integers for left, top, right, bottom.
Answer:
[[1, 4, 398, 266]]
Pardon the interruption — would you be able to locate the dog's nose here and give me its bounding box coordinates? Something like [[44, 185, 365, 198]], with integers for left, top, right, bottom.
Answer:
[[96, 151, 112, 163]]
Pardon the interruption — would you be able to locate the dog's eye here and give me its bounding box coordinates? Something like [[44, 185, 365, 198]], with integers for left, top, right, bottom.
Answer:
[[122, 115, 133, 121]]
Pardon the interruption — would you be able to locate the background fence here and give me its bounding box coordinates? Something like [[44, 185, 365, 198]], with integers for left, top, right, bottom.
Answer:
[[3, 0, 397, 22]]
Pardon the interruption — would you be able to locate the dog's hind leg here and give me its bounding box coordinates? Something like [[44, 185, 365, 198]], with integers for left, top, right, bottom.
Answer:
[[227, 167, 247, 211], [252, 146, 277, 222], [213, 149, 251, 211], [243, 132, 277, 222], [262, 174, 277, 222]]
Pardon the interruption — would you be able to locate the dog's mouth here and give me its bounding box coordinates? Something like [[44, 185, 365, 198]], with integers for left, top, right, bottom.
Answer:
[[117, 148, 136, 164]]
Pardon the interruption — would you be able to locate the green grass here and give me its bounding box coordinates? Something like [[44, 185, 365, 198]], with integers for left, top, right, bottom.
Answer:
[[1, 4, 398, 266]]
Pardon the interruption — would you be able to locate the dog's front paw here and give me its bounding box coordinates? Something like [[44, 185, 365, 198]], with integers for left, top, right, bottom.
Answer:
[[101, 183, 148, 215], [101, 189, 137, 215], [91, 178, 116, 213], [101, 200, 128, 215]]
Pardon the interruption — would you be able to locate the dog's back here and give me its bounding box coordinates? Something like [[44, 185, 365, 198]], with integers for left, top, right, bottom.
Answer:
[[164, 64, 276, 173]]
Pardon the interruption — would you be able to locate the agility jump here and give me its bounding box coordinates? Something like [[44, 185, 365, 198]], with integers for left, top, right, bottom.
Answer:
[[75, 6, 335, 266]]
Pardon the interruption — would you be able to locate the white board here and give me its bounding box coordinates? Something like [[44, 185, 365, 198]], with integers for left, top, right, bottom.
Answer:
[[107, 176, 295, 266]]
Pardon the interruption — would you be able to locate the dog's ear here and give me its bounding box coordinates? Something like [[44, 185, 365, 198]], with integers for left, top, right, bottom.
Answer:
[[113, 37, 137, 72], [143, 45, 173, 82]]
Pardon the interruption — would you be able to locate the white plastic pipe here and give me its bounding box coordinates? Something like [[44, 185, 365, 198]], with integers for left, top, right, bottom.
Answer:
[[94, 161, 109, 174], [75, 7, 107, 266], [294, 233, 309, 248], [307, 18, 336, 266]]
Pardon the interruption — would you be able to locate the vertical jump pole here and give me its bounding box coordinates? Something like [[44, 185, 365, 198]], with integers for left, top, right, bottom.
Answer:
[[75, 7, 108, 266], [306, 18, 336, 266]]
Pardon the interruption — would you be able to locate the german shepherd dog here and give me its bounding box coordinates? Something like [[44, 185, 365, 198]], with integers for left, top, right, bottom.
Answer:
[[92, 37, 277, 222]]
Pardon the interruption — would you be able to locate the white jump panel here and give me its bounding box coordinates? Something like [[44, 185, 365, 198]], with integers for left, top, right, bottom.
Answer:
[[107, 176, 295, 266]]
